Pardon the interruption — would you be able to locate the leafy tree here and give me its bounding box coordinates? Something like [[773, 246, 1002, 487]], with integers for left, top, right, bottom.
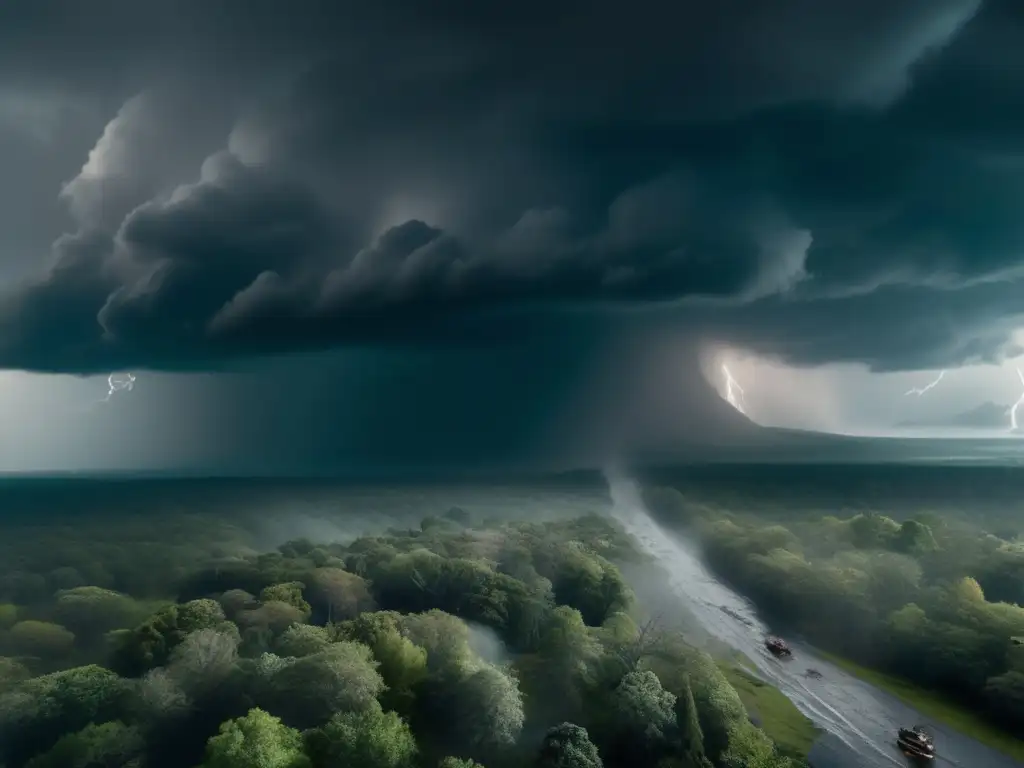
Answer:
[[676, 675, 707, 766], [865, 553, 922, 614], [0, 657, 29, 685], [600, 668, 678, 763], [401, 610, 473, 675], [372, 551, 483, 615], [309, 567, 374, 622], [305, 700, 417, 768], [983, 670, 1024, 731], [449, 663, 525, 754], [847, 512, 900, 550], [1009, 640, 1024, 673], [679, 650, 747, 763], [111, 599, 236, 676], [260, 582, 312, 618], [334, 610, 404, 642], [977, 552, 1024, 606], [8, 620, 75, 658], [180, 598, 235, 629], [165, 628, 240, 698], [369, 550, 550, 648], [201, 708, 310, 768], [24, 721, 144, 768], [536, 722, 603, 768], [421, 515, 458, 533], [270, 641, 385, 728], [219, 589, 257, 618], [276, 539, 318, 559], [613, 670, 676, 739], [0, 603, 16, 629], [533, 606, 601, 715], [891, 520, 938, 555], [135, 667, 189, 721], [0, 665, 131, 766], [53, 586, 141, 640], [336, 612, 428, 712], [275, 624, 332, 657], [718, 724, 794, 768], [438, 759, 484, 768], [238, 601, 308, 637], [551, 549, 633, 626]]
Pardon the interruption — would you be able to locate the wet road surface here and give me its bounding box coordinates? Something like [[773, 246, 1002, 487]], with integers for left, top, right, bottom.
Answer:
[[605, 474, 1024, 768]]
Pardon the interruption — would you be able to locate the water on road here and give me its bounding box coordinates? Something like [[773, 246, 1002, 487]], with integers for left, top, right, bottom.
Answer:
[[604, 471, 1024, 768]]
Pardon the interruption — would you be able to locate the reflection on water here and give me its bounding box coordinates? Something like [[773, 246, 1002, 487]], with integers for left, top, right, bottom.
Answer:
[[603, 470, 1024, 768]]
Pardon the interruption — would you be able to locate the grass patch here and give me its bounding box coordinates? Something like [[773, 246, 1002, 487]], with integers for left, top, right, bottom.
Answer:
[[717, 658, 820, 763], [816, 649, 1024, 763]]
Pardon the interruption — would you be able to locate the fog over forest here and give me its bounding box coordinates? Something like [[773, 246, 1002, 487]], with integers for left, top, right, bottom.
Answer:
[[0, 469, 1022, 768]]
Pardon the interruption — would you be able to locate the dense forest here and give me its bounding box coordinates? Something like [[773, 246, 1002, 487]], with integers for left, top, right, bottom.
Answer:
[[642, 486, 1024, 736], [0, 505, 797, 768]]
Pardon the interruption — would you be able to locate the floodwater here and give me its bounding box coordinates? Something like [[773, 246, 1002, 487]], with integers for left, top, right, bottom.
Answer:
[[604, 472, 1024, 768]]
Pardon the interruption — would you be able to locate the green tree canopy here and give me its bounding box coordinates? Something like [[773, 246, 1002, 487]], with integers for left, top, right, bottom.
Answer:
[[111, 599, 235, 676], [7, 620, 75, 658], [274, 624, 332, 658], [269, 641, 385, 728], [24, 721, 143, 768], [536, 722, 603, 768], [449, 663, 525, 753], [53, 586, 141, 639], [305, 700, 417, 768], [201, 708, 309, 768], [260, 582, 312, 618]]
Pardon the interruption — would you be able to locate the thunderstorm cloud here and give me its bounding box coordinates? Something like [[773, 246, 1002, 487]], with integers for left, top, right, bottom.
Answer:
[[0, 0, 1020, 379]]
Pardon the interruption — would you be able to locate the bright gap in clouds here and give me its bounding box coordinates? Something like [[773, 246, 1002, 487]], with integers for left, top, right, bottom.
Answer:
[[0, 370, 224, 471], [703, 333, 1024, 437], [372, 191, 454, 236]]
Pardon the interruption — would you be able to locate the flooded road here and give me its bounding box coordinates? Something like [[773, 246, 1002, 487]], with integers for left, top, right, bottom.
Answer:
[[604, 472, 1024, 768]]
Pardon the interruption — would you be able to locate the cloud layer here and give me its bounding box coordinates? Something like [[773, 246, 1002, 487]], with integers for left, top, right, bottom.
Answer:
[[1, 0, 1022, 374]]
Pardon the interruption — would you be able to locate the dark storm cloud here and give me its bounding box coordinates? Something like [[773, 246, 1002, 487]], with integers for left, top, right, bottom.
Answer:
[[3, 0, 1023, 374]]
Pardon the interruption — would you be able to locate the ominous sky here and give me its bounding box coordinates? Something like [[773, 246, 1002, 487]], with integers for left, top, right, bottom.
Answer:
[[2, 0, 1024, 471]]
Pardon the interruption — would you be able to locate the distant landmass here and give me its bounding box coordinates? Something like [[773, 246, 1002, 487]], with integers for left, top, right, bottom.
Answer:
[[898, 401, 1010, 430]]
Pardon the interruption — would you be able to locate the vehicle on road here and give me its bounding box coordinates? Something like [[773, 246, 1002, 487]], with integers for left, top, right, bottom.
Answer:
[[764, 635, 792, 658], [897, 725, 935, 762]]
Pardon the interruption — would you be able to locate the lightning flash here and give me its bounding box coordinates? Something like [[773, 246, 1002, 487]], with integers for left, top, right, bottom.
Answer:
[[721, 364, 747, 415], [1010, 368, 1024, 432], [905, 370, 946, 396], [78, 372, 137, 415], [100, 372, 136, 404]]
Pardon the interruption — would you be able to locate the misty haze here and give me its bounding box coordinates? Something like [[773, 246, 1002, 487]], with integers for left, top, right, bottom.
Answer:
[[2, 467, 1023, 768]]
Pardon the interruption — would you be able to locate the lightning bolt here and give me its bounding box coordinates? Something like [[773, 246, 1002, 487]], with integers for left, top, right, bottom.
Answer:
[[97, 372, 136, 405], [905, 370, 946, 396], [721, 364, 747, 415], [1010, 368, 1024, 432]]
